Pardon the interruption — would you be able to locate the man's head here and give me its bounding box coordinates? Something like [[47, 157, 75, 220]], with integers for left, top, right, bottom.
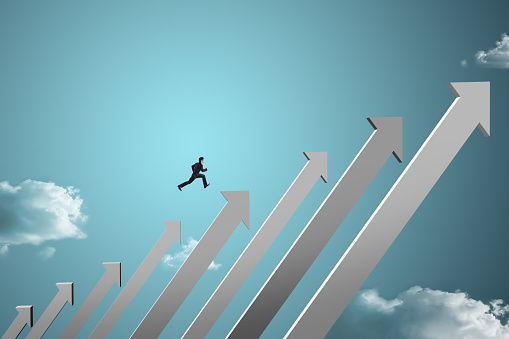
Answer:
[[199, 157, 204, 164]]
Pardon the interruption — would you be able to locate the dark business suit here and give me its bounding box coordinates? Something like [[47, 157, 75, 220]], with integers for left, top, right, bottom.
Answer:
[[179, 162, 208, 189]]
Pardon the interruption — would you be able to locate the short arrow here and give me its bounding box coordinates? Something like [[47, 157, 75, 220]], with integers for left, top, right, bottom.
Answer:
[[130, 191, 249, 339], [26, 283, 73, 339], [59, 262, 121, 339], [90, 221, 181, 339], [183, 152, 326, 339], [227, 118, 402, 339], [2, 306, 33, 339], [284, 82, 490, 339]]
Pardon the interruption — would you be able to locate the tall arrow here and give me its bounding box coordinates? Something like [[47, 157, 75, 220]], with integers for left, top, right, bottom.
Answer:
[[2, 306, 33, 339], [131, 191, 249, 339], [59, 262, 121, 339], [90, 221, 181, 339], [26, 283, 74, 339], [227, 117, 402, 339], [285, 81, 490, 339], [183, 152, 326, 339]]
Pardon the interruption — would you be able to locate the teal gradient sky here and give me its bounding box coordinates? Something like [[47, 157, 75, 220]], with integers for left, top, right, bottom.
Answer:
[[1, 1, 508, 338]]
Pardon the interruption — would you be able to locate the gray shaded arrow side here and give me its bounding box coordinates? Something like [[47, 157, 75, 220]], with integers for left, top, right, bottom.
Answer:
[[26, 283, 74, 339], [182, 152, 326, 339], [90, 221, 181, 339], [2, 306, 33, 339], [285, 82, 490, 339], [59, 262, 121, 339], [130, 191, 249, 339], [227, 118, 402, 339]]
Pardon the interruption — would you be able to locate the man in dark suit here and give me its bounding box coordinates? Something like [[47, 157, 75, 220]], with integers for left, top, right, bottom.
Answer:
[[178, 157, 210, 190]]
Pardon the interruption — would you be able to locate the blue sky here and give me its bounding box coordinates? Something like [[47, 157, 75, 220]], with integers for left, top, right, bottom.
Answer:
[[1, 1, 508, 338]]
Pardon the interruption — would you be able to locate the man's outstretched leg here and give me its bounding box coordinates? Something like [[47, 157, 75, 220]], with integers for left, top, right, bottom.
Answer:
[[178, 176, 196, 191], [197, 174, 209, 188]]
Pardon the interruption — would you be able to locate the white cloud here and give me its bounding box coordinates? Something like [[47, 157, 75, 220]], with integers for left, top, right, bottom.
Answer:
[[475, 33, 509, 68], [38, 246, 56, 260], [340, 286, 509, 339], [461, 59, 468, 67], [162, 237, 221, 271], [0, 244, 8, 255], [0, 179, 87, 246]]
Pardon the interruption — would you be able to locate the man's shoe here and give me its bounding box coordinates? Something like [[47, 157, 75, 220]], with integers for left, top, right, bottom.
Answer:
[[205, 184, 210, 188], [178, 186, 182, 191]]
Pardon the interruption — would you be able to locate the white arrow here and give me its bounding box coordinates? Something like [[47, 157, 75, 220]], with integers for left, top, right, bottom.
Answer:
[[183, 152, 326, 339], [59, 262, 121, 339], [90, 221, 181, 339], [131, 191, 249, 339], [285, 81, 490, 339], [2, 306, 33, 339], [26, 283, 73, 339]]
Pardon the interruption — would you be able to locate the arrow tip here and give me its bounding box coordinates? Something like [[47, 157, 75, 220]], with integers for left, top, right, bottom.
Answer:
[[103, 262, 122, 287], [221, 191, 250, 229], [448, 81, 490, 137], [16, 306, 33, 327], [303, 152, 328, 183], [56, 282, 74, 306], [367, 117, 403, 163], [163, 220, 181, 245]]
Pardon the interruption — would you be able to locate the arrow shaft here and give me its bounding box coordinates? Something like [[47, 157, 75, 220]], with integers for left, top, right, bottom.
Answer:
[[285, 95, 486, 338], [2, 307, 32, 339], [131, 202, 245, 338], [183, 156, 324, 339], [227, 128, 398, 339], [90, 226, 178, 339], [26, 296, 67, 339], [59, 274, 113, 339]]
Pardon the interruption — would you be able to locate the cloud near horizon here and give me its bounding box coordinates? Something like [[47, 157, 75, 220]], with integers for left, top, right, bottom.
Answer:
[[336, 286, 509, 339], [475, 33, 509, 68], [162, 237, 222, 271], [0, 180, 87, 247]]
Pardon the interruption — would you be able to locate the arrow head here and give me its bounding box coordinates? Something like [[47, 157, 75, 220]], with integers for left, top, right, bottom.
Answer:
[[163, 220, 182, 245], [367, 117, 403, 163], [16, 305, 33, 327], [56, 282, 74, 306], [448, 82, 490, 137], [303, 152, 327, 183], [221, 191, 250, 230], [103, 262, 122, 287]]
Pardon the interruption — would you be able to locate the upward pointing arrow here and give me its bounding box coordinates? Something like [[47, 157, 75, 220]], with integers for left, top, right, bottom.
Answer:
[[26, 283, 74, 339], [227, 117, 402, 339], [2, 306, 33, 339], [285, 82, 490, 339], [130, 191, 250, 339], [183, 152, 326, 339], [59, 262, 121, 339], [90, 221, 181, 339]]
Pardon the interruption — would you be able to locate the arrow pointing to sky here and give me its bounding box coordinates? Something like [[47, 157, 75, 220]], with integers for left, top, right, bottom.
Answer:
[[59, 262, 121, 339], [26, 283, 73, 339], [227, 117, 402, 339], [2, 306, 33, 339], [284, 81, 490, 339], [90, 221, 181, 339], [131, 191, 249, 339], [182, 152, 326, 339]]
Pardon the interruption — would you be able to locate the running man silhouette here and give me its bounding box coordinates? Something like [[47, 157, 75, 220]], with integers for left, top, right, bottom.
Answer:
[[178, 157, 210, 190]]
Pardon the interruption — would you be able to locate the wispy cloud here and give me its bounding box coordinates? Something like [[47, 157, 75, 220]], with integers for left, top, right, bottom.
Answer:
[[460, 59, 468, 67], [0, 244, 8, 255], [337, 286, 509, 339], [162, 237, 221, 271], [475, 33, 509, 68], [0, 180, 87, 247], [38, 246, 56, 260]]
